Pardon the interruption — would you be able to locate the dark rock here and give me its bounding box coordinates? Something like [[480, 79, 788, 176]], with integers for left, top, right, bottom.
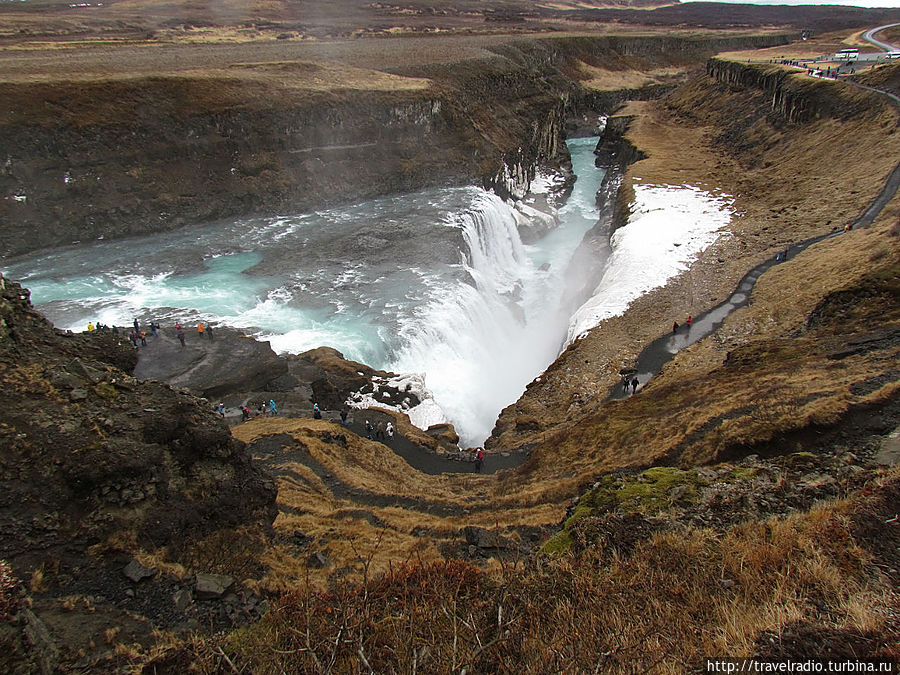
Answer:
[[173, 588, 192, 612], [21, 609, 58, 675], [122, 559, 156, 583], [307, 552, 330, 569], [426, 423, 460, 450], [194, 573, 234, 600], [462, 526, 516, 551], [134, 327, 287, 399]]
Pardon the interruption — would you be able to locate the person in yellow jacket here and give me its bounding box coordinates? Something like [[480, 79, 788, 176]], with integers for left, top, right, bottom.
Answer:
[[87, 322, 94, 332]]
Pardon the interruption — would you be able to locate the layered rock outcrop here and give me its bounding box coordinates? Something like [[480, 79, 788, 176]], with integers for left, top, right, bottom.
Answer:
[[0, 274, 277, 573], [0, 33, 792, 257], [706, 58, 888, 123]]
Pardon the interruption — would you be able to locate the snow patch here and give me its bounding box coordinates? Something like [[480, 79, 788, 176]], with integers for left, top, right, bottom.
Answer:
[[528, 169, 567, 196], [566, 183, 732, 343], [347, 372, 448, 436]]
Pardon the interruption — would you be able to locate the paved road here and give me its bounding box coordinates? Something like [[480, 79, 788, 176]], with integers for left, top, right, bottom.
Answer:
[[862, 23, 900, 53]]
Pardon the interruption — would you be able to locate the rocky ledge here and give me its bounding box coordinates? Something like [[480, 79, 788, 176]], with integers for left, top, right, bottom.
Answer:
[[0, 274, 278, 671]]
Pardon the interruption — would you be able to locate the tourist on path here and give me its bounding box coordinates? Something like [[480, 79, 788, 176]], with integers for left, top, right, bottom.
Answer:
[[140, 331, 147, 346], [206, 324, 213, 340], [150, 321, 159, 337], [386, 421, 394, 440], [216, 402, 225, 417], [133, 318, 140, 333], [631, 377, 639, 394], [241, 406, 251, 421], [313, 403, 322, 420], [687, 316, 693, 328], [177, 329, 186, 347], [269, 399, 277, 416], [197, 322, 205, 339], [375, 421, 385, 440], [87, 322, 95, 332], [672, 321, 679, 333], [340, 408, 348, 425], [365, 420, 373, 439], [474, 447, 484, 473]]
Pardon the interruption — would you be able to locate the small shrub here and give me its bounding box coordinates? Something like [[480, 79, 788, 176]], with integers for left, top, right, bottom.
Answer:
[[29, 567, 46, 593]]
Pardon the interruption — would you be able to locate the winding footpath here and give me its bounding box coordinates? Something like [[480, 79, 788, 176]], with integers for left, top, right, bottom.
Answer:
[[610, 28, 900, 401]]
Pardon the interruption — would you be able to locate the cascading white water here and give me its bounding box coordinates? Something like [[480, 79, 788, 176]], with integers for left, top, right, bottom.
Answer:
[[390, 190, 572, 446], [2, 138, 608, 448]]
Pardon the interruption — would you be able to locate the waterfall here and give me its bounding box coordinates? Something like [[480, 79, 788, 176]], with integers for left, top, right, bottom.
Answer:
[[5, 140, 609, 450], [390, 191, 551, 447]]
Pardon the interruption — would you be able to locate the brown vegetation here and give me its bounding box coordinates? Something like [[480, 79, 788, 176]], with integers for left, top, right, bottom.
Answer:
[[139, 471, 900, 673], [3, 8, 900, 669]]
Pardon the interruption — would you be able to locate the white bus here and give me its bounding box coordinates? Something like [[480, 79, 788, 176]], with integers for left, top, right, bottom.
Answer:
[[836, 48, 859, 60]]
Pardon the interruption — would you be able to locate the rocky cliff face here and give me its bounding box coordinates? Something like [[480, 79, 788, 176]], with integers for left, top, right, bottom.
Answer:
[[0, 33, 792, 257], [0, 271, 277, 581], [705, 58, 888, 123]]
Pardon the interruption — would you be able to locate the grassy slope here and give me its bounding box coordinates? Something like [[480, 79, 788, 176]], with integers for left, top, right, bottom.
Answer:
[[4, 23, 900, 670]]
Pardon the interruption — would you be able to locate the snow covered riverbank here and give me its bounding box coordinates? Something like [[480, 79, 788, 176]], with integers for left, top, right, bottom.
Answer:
[[566, 182, 733, 344]]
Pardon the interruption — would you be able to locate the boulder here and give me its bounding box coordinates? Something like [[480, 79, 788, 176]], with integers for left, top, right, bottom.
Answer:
[[122, 559, 156, 583], [426, 423, 460, 450], [194, 573, 234, 600], [134, 326, 287, 399], [307, 552, 330, 569], [462, 526, 516, 551]]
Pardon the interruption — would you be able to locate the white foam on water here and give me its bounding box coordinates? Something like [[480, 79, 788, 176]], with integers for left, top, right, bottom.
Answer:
[[566, 183, 733, 343], [4, 139, 621, 449], [388, 188, 581, 447]]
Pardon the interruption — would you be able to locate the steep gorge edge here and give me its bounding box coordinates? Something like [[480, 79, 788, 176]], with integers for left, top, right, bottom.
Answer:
[[3, 41, 900, 671], [0, 33, 790, 257], [487, 56, 900, 460]]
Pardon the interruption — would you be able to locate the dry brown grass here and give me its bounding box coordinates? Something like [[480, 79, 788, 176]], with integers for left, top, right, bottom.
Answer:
[[149, 471, 898, 673], [576, 61, 689, 91], [497, 213, 900, 500], [233, 416, 566, 589]]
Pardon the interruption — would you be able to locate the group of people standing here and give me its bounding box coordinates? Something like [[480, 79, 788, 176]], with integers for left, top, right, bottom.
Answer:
[[621, 375, 640, 395], [364, 419, 395, 441], [88, 317, 215, 349], [174, 321, 213, 346]]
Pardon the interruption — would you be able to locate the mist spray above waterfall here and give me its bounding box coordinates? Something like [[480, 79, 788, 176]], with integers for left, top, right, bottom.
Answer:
[[390, 191, 571, 446], [4, 139, 607, 448]]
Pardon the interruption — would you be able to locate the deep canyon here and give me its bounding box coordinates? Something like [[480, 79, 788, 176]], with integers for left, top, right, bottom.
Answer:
[[2, 3, 900, 672]]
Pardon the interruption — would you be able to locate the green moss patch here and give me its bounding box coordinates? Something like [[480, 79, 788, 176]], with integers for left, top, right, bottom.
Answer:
[[93, 382, 118, 400], [540, 531, 574, 556]]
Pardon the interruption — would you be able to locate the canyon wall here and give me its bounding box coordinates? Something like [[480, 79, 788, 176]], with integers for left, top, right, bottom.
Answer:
[[705, 58, 888, 123], [0, 33, 791, 258], [486, 57, 899, 454]]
